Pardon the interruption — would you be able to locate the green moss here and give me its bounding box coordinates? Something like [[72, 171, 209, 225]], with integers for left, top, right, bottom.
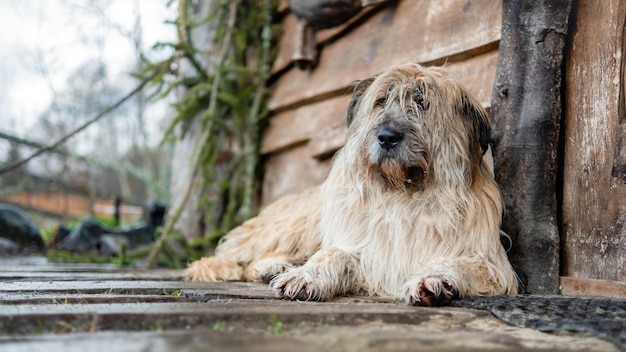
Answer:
[[137, 1, 280, 264], [212, 321, 226, 331], [46, 249, 111, 264], [268, 314, 283, 336]]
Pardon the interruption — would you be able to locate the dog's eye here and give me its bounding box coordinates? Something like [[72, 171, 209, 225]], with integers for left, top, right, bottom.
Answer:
[[414, 95, 428, 110], [413, 85, 429, 110], [375, 97, 386, 108]]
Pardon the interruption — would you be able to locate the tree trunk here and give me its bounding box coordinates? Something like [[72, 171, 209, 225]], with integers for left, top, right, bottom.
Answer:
[[490, 0, 573, 294], [169, 0, 220, 240]]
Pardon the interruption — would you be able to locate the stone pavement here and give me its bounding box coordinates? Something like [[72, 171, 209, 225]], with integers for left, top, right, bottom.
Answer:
[[0, 257, 622, 351]]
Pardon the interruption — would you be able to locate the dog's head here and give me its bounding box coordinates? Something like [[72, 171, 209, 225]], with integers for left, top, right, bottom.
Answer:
[[345, 63, 491, 190]]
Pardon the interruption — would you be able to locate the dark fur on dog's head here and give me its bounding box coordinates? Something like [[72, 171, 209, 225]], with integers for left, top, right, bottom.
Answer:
[[460, 93, 490, 156], [347, 77, 375, 127], [345, 63, 491, 189]]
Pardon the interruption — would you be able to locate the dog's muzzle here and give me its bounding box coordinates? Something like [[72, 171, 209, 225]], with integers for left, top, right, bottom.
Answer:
[[377, 127, 404, 150]]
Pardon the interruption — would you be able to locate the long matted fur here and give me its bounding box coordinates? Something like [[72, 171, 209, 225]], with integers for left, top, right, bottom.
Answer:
[[184, 63, 518, 306]]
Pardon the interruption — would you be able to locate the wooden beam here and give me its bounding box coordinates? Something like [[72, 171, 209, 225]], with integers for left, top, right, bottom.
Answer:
[[263, 50, 499, 156], [269, 0, 502, 112], [560, 277, 626, 299], [561, 0, 626, 282], [490, 0, 573, 294], [262, 145, 332, 205]]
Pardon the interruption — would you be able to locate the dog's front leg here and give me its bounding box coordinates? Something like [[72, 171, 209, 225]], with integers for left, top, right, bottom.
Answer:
[[270, 247, 359, 301]]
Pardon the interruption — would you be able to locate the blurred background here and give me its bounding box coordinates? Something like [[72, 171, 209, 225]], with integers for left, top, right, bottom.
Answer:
[[0, 0, 276, 268], [0, 0, 175, 229]]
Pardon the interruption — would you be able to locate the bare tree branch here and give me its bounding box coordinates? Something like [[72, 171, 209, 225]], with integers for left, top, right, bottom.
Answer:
[[0, 75, 154, 175]]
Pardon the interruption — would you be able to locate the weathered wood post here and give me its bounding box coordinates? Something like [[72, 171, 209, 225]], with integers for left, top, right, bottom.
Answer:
[[490, 0, 573, 294], [169, 0, 220, 241]]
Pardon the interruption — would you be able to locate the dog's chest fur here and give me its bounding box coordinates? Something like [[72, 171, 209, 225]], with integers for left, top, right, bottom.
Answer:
[[320, 177, 463, 297]]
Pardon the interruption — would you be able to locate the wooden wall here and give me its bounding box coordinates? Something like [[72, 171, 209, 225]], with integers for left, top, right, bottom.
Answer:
[[261, 0, 626, 297], [561, 0, 626, 294], [262, 0, 502, 205]]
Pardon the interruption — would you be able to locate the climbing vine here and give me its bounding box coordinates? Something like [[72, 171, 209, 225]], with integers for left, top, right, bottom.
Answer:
[[137, 0, 280, 263]]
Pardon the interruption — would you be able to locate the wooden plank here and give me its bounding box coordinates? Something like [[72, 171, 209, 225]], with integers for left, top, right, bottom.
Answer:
[[0, 300, 438, 317], [0, 257, 131, 272], [0, 271, 182, 281], [0, 295, 619, 351], [0, 294, 190, 305], [263, 50, 498, 156], [0, 281, 273, 298], [262, 95, 350, 155], [262, 50, 499, 203], [272, 5, 388, 74], [561, 0, 626, 281], [269, 0, 502, 111], [305, 50, 499, 157], [262, 145, 332, 205], [0, 331, 324, 352], [0, 320, 615, 352], [0, 300, 476, 336], [307, 117, 347, 160], [0, 263, 620, 351], [560, 277, 626, 299]]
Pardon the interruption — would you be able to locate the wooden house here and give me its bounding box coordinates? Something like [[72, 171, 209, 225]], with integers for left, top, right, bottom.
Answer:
[[261, 0, 626, 297]]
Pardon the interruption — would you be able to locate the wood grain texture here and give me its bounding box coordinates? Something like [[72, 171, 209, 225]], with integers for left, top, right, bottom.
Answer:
[[263, 50, 499, 156], [490, 0, 572, 294], [269, 0, 502, 111], [262, 95, 351, 155], [562, 0, 626, 282], [262, 0, 502, 206], [262, 145, 332, 205], [272, 5, 384, 74], [0, 257, 617, 351], [560, 277, 626, 299]]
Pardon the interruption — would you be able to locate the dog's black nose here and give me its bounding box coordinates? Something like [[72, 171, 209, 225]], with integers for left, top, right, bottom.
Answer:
[[378, 127, 403, 150]]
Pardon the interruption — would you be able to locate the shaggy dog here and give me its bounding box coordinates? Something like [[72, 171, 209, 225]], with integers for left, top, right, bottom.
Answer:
[[184, 63, 518, 306]]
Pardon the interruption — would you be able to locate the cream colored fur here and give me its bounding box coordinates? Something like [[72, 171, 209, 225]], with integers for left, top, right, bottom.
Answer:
[[184, 63, 518, 306]]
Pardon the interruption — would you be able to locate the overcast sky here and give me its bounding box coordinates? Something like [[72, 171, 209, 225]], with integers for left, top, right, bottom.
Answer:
[[0, 0, 177, 139]]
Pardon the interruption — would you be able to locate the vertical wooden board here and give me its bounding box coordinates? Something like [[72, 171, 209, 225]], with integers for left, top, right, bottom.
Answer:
[[269, 0, 502, 111], [562, 0, 626, 281], [262, 146, 332, 205]]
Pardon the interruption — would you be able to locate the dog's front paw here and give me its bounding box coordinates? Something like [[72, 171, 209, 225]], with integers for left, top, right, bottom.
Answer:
[[403, 274, 458, 306], [183, 257, 243, 282], [244, 256, 293, 283], [270, 267, 332, 301]]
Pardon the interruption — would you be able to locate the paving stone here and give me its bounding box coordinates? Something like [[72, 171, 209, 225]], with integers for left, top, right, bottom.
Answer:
[[0, 257, 621, 351]]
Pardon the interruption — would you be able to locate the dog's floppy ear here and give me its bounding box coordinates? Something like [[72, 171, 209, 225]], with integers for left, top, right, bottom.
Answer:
[[347, 78, 375, 126], [460, 94, 491, 155]]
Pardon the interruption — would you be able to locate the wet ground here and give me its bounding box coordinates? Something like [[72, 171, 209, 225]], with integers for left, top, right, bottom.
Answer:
[[0, 257, 622, 351]]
